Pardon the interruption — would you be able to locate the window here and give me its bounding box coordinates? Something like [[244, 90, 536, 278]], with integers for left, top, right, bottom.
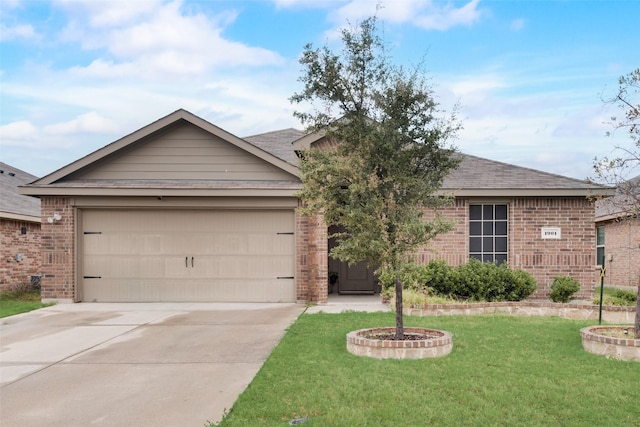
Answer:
[[469, 204, 508, 264], [596, 226, 605, 265]]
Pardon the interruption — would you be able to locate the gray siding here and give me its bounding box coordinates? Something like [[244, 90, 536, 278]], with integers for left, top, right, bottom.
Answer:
[[76, 123, 297, 181]]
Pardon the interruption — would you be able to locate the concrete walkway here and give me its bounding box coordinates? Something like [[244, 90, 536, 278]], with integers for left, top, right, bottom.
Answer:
[[0, 303, 303, 427], [306, 294, 390, 314]]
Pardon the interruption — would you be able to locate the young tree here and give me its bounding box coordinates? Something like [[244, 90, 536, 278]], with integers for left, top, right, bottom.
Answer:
[[593, 68, 640, 337], [291, 17, 461, 339]]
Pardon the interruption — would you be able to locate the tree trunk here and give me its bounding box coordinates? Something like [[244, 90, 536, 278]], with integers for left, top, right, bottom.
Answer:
[[395, 274, 404, 340]]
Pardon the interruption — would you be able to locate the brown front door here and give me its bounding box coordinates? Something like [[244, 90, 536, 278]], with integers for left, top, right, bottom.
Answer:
[[328, 224, 377, 294], [338, 259, 376, 294]]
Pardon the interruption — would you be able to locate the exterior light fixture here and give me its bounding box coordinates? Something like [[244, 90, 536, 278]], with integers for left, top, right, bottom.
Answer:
[[47, 213, 62, 223]]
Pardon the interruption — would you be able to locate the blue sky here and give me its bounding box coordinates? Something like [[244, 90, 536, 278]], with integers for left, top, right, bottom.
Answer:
[[1, 0, 638, 179]]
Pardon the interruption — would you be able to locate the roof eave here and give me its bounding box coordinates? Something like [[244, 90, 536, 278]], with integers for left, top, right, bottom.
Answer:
[[438, 188, 616, 197], [0, 211, 41, 223], [18, 186, 301, 198]]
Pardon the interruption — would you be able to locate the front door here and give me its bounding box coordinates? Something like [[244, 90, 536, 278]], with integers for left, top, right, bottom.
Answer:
[[338, 259, 376, 294], [328, 225, 377, 294]]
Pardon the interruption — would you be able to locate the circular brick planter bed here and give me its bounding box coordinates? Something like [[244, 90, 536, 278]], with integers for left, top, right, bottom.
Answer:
[[346, 327, 452, 359], [580, 326, 640, 362]]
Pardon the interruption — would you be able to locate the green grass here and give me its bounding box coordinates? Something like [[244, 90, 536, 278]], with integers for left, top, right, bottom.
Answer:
[[216, 313, 640, 427], [0, 290, 51, 318]]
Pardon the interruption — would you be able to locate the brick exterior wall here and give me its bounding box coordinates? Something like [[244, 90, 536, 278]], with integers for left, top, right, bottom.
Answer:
[[509, 198, 597, 299], [0, 218, 41, 290], [295, 205, 310, 302], [38, 195, 598, 303], [306, 197, 599, 301], [39, 197, 75, 301], [599, 217, 640, 288], [296, 201, 328, 303]]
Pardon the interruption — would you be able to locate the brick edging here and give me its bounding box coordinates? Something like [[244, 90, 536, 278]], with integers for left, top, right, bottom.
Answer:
[[580, 326, 640, 347], [347, 327, 451, 349]]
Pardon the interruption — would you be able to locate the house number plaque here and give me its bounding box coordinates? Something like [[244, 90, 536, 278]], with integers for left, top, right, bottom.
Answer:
[[541, 227, 561, 239]]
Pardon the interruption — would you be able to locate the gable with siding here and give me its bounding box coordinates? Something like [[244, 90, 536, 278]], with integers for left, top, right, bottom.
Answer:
[[72, 121, 296, 182], [21, 110, 301, 198]]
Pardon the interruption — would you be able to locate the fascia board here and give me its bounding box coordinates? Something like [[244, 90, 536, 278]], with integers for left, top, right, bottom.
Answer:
[[0, 211, 41, 223], [18, 186, 301, 198], [437, 188, 617, 197]]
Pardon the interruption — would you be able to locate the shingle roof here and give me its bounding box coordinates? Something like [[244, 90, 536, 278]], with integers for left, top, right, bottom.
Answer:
[[243, 128, 305, 164], [19, 115, 613, 199], [0, 162, 40, 220], [595, 175, 640, 219], [242, 129, 610, 195], [443, 154, 596, 190]]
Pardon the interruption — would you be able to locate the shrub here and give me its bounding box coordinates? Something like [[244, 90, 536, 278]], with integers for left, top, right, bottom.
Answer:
[[377, 262, 430, 293], [592, 286, 637, 306], [449, 258, 491, 301], [507, 269, 538, 301], [442, 259, 537, 302], [549, 276, 580, 303], [380, 259, 536, 302], [422, 259, 454, 294]]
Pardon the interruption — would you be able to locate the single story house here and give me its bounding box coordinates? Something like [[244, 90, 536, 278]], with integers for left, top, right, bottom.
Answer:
[[595, 175, 640, 288], [19, 109, 614, 303], [1, 162, 41, 291]]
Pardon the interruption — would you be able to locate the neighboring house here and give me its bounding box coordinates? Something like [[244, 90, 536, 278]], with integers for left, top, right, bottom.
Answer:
[[595, 175, 640, 288], [19, 109, 614, 303], [0, 162, 41, 291]]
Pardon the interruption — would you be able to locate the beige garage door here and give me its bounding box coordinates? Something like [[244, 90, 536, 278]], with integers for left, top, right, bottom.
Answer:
[[81, 209, 295, 302]]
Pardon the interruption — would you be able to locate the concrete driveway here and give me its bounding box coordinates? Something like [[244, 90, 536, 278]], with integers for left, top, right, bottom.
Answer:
[[0, 302, 303, 426]]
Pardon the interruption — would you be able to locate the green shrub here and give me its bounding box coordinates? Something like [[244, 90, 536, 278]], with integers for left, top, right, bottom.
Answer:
[[422, 259, 454, 293], [449, 258, 491, 301], [377, 262, 430, 292], [380, 259, 536, 302], [549, 276, 580, 303], [507, 269, 538, 301], [592, 286, 637, 306], [439, 259, 536, 302], [608, 287, 638, 304]]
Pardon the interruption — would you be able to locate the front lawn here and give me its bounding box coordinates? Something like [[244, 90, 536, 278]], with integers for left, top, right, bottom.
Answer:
[[216, 312, 639, 427], [0, 290, 51, 318]]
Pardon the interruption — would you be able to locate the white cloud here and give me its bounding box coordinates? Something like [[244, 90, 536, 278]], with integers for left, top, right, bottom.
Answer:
[[271, 0, 343, 8], [326, 0, 482, 30], [412, 0, 481, 30], [0, 23, 37, 41], [54, 0, 162, 28], [58, 0, 283, 79], [450, 77, 507, 97], [43, 112, 119, 135], [0, 120, 38, 144]]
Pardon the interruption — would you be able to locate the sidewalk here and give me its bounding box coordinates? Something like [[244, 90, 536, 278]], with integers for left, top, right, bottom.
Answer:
[[305, 294, 390, 314]]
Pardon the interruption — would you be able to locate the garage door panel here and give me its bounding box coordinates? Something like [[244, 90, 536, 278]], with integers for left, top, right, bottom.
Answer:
[[81, 209, 295, 302], [82, 279, 294, 303], [198, 255, 294, 278], [84, 255, 167, 278]]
